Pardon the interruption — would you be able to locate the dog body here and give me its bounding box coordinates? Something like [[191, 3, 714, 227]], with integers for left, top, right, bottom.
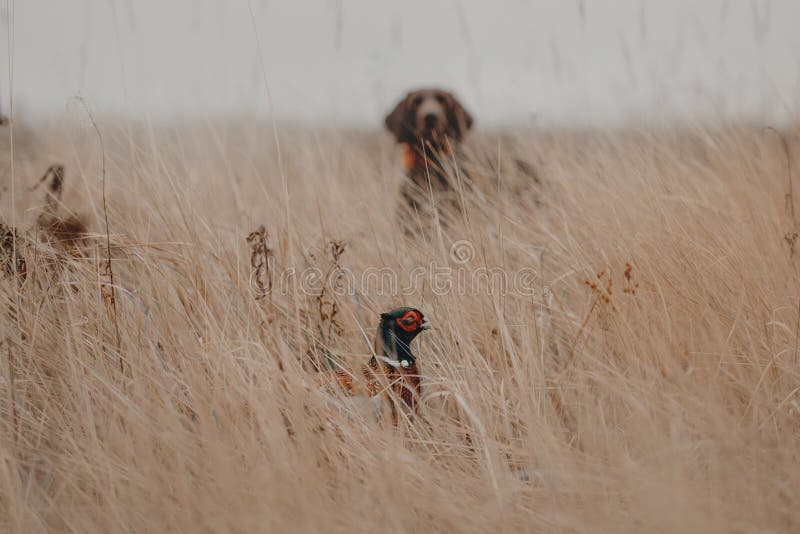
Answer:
[[385, 89, 473, 214]]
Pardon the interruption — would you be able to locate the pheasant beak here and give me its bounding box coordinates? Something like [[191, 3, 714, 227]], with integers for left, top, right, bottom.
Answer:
[[420, 319, 431, 330]]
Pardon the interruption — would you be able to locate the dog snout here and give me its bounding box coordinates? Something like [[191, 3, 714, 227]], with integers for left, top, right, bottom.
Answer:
[[417, 99, 445, 130]]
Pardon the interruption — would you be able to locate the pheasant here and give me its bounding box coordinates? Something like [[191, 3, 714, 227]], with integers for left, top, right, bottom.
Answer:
[[320, 307, 430, 424]]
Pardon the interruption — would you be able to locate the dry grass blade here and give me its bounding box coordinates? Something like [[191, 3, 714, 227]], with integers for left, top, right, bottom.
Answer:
[[0, 119, 798, 533]]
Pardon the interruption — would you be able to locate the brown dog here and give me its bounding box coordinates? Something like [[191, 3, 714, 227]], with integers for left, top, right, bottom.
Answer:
[[385, 89, 473, 214]]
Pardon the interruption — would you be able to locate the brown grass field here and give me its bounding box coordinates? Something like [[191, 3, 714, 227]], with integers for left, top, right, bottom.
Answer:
[[1, 117, 800, 532]]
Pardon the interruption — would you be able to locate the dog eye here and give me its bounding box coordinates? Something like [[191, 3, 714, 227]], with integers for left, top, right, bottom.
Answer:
[[412, 96, 423, 107], [435, 94, 446, 104]]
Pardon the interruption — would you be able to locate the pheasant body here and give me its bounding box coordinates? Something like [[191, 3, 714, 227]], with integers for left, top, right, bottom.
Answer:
[[393, 361, 421, 413], [321, 307, 429, 423]]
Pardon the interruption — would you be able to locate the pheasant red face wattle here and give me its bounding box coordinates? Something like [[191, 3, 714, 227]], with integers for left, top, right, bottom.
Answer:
[[396, 310, 424, 332]]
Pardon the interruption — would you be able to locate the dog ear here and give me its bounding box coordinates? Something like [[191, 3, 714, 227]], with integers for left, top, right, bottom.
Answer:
[[444, 92, 474, 142], [384, 94, 415, 143]]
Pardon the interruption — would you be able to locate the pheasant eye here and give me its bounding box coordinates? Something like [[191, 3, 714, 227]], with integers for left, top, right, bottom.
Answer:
[[396, 311, 421, 332]]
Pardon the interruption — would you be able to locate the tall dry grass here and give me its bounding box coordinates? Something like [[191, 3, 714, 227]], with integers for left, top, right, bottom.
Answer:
[[1, 118, 799, 533]]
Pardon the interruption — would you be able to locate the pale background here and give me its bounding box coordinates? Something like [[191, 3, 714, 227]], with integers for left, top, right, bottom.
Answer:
[[1, 0, 799, 126]]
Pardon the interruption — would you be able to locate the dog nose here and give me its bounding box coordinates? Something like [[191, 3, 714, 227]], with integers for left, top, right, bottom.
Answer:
[[424, 113, 438, 127]]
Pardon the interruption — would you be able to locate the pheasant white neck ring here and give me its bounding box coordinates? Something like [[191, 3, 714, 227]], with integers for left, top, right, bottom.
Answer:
[[376, 355, 413, 368]]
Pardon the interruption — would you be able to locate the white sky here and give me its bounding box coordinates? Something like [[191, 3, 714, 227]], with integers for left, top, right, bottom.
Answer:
[[2, 0, 799, 126]]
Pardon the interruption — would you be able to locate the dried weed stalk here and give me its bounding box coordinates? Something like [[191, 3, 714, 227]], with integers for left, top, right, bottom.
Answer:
[[308, 239, 347, 370], [318, 239, 346, 338], [571, 264, 641, 362], [76, 99, 123, 366], [622, 262, 639, 295], [246, 225, 274, 300], [764, 127, 798, 257], [0, 223, 27, 281]]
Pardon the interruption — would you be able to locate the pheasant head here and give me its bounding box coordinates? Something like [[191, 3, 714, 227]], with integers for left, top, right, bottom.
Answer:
[[373, 307, 429, 369]]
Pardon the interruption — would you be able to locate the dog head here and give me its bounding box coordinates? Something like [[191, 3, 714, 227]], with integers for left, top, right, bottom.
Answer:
[[385, 88, 473, 147]]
